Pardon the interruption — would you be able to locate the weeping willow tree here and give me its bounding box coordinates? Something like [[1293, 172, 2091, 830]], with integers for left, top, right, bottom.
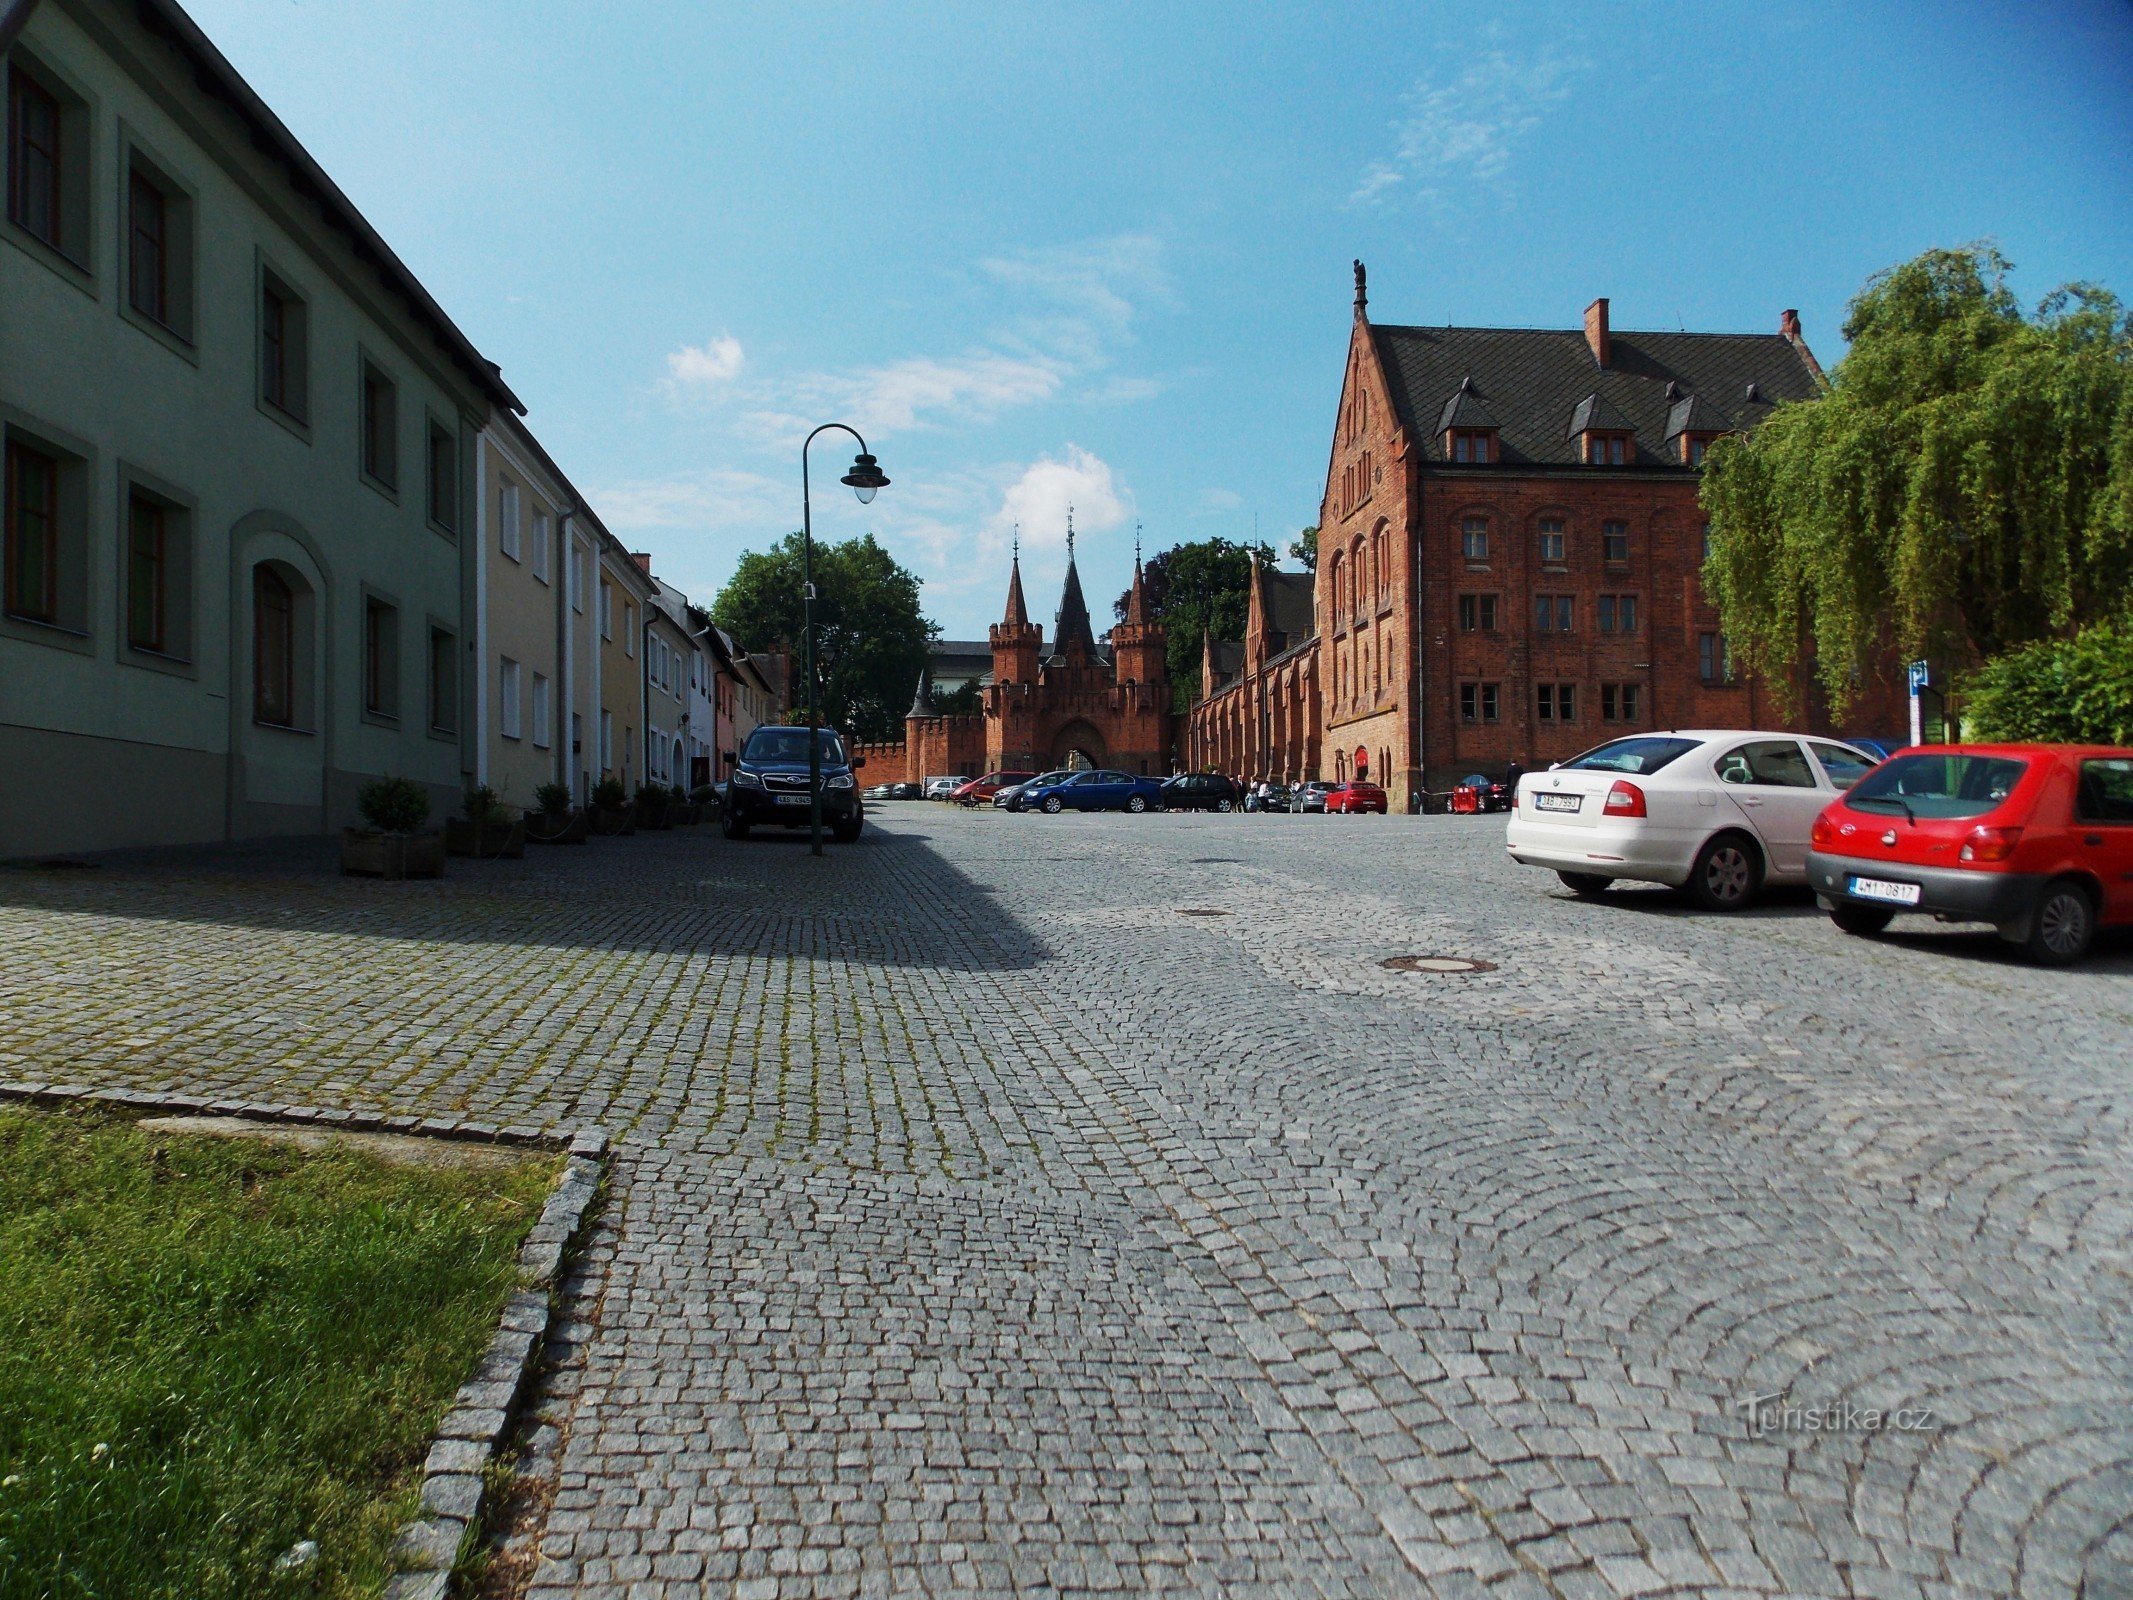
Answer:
[[1700, 246, 2133, 717]]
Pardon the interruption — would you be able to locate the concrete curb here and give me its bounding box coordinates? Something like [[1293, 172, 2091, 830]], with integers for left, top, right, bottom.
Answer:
[[0, 1082, 610, 1600]]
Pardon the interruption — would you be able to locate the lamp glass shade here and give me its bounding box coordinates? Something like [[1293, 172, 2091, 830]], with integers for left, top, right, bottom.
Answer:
[[841, 452, 890, 505]]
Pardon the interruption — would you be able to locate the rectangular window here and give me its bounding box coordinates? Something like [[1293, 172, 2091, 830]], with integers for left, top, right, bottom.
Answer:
[[1537, 683, 1576, 723], [6, 64, 62, 250], [499, 480, 521, 560], [128, 170, 166, 325], [624, 602, 636, 657], [532, 672, 551, 748], [1688, 437, 1709, 467], [598, 577, 612, 639], [1450, 431, 1491, 464], [254, 566, 295, 727], [260, 272, 308, 421], [1699, 631, 1733, 684], [571, 543, 587, 612], [1587, 434, 1627, 466], [599, 709, 614, 769], [499, 656, 522, 739], [426, 421, 457, 531], [1461, 517, 1488, 562], [1534, 595, 1573, 633], [1701, 523, 1713, 562], [361, 362, 397, 489], [429, 626, 457, 734], [4, 438, 57, 623], [1603, 521, 1629, 564], [1459, 681, 1500, 724], [1597, 594, 1638, 634], [126, 493, 166, 652], [1602, 683, 1642, 722], [532, 510, 551, 582], [364, 597, 399, 718], [1539, 519, 1566, 564]]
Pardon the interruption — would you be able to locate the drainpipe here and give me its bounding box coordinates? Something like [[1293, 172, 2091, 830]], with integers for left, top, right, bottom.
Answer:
[[641, 601, 655, 792], [555, 509, 574, 790]]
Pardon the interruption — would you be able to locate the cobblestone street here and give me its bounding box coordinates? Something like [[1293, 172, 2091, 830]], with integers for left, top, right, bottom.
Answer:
[[4, 810, 2130, 1599]]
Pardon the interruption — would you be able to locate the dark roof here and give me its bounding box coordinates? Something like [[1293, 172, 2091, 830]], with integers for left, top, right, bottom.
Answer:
[[1566, 391, 1636, 439], [906, 668, 936, 718], [1435, 379, 1498, 435], [1369, 324, 1814, 468], [1207, 640, 1245, 685], [929, 640, 991, 671], [1665, 391, 1734, 439], [1051, 559, 1098, 660], [119, 0, 518, 413], [1264, 570, 1316, 641]]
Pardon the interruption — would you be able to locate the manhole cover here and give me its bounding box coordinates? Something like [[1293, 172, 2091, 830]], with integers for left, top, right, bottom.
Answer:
[[1189, 857, 1241, 865], [1381, 955, 1496, 974], [1176, 908, 1230, 917]]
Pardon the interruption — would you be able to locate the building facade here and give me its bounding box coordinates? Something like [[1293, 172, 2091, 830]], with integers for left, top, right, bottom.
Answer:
[[475, 414, 569, 810], [1184, 266, 1906, 807], [1, 0, 518, 856]]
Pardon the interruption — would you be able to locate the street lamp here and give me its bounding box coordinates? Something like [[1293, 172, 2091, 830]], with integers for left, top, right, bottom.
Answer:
[[801, 424, 889, 855]]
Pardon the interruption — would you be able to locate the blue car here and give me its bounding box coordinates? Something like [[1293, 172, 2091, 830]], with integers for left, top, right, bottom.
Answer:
[[1024, 769, 1167, 814]]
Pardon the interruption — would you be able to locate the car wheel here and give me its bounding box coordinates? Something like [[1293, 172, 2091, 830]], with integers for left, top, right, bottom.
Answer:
[[1687, 832, 1762, 912], [2025, 877, 2096, 966], [1558, 872, 1612, 898], [1830, 903, 1894, 938], [1042, 796, 1063, 814], [1126, 794, 1148, 814], [833, 819, 863, 844], [1215, 798, 1234, 812], [721, 811, 749, 840]]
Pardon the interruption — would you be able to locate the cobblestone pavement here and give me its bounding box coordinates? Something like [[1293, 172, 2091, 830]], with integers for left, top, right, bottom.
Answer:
[[4, 810, 2131, 1599]]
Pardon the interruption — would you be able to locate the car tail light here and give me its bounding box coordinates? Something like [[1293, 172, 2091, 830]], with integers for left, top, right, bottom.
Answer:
[[1959, 825, 2023, 864], [1810, 812, 1838, 850], [1603, 780, 1646, 818]]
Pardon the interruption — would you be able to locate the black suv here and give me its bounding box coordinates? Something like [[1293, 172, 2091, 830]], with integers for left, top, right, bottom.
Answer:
[[1159, 773, 1243, 812], [722, 726, 866, 841]]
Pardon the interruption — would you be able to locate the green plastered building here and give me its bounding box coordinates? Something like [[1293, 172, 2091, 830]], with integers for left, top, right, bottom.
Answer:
[[1, 0, 522, 856]]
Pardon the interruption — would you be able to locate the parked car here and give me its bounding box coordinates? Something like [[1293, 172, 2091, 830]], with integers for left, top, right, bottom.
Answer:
[[1325, 781, 1389, 814], [1848, 737, 1911, 763], [952, 770, 1036, 807], [863, 783, 896, 801], [1291, 780, 1334, 813], [997, 769, 1073, 810], [887, 782, 923, 800], [1160, 773, 1243, 812], [1246, 782, 1292, 813], [923, 776, 970, 801], [1506, 730, 1878, 909], [722, 725, 866, 842], [1452, 772, 1512, 814], [1807, 745, 2133, 965], [1024, 770, 1168, 814]]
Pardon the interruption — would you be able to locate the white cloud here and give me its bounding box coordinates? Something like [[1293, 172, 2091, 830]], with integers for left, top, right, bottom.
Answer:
[[588, 466, 790, 534], [665, 333, 745, 391], [986, 446, 1132, 554], [1351, 48, 1587, 208]]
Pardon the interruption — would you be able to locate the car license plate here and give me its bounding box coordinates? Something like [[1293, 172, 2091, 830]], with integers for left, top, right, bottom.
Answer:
[[774, 794, 809, 807], [1534, 793, 1581, 813], [1847, 875, 1920, 906]]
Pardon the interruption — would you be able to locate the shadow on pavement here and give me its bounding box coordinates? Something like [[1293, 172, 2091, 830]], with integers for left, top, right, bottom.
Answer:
[[0, 814, 1045, 974]]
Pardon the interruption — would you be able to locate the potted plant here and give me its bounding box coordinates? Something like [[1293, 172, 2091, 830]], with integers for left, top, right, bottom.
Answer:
[[634, 781, 671, 830], [446, 784, 526, 859], [341, 777, 445, 879], [526, 781, 589, 844], [590, 775, 634, 836]]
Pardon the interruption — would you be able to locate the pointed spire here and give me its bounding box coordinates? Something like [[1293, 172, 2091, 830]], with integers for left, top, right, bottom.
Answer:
[[1002, 537, 1029, 628], [906, 665, 936, 719], [1124, 542, 1149, 627], [1051, 519, 1097, 661]]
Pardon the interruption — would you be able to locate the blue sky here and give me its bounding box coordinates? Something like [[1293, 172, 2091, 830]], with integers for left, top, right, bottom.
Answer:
[[188, 0, 2133, 639]]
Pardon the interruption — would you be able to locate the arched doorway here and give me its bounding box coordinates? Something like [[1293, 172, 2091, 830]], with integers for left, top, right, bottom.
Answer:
[[1050, 719, 1106, 771]]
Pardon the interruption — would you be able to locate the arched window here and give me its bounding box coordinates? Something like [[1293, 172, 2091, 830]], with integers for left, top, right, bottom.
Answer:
[[254, 565, 294, 726]]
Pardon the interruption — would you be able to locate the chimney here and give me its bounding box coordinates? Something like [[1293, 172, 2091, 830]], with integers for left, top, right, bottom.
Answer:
[[1780, 308, 1801, 340], [1584, 298, 1610, 367], [631, 551, 653, 574]]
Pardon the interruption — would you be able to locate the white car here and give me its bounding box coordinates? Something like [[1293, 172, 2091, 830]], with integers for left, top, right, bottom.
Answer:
[[1506, 731, 1879, 909], [923, 776, 970, 801]]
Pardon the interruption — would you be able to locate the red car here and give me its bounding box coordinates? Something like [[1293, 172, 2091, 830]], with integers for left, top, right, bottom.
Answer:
[[1807, 744, 2133, 964], [952, 770, 1035, 807], [1325, 781, 1388, 815]]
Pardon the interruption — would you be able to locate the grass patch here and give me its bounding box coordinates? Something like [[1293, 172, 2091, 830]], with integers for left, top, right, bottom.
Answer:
[[0, 1107, 558, 1600]]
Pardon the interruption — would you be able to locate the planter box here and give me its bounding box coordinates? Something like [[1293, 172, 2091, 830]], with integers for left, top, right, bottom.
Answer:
[[445, 816, 527, 859], [590, 806, 636, 837], [341, 828, 446, 879], [669, 802, 701, 827], [525, 808, 590, 845], [635, 801, 671, 831]]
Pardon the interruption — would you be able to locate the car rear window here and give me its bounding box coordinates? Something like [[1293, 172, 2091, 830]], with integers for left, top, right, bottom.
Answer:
[[1560, 737, 1701, 776], [1848, 753, 2029, 820]]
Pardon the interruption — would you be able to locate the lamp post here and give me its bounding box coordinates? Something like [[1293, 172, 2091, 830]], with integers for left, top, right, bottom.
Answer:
[[800, 424, 889, 855]]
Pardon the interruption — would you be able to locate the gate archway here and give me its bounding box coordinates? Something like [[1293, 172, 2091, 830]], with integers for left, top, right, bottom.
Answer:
[[1050, 720, 1106, 771]]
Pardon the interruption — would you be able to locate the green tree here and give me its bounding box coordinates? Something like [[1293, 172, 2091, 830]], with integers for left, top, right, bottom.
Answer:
[[1701, 245, 2133, 716], [1289, 524, 1319, 572], [710, 532, 934, 741], [1114, 536, 1277, 711], [936, 678, 982, 716], [1961, 618, 2133, 743]]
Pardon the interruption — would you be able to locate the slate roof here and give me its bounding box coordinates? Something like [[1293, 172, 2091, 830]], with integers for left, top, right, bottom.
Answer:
[[1435, 379, 1498, 435], [1566, 391, 1636, 439], [928, 640, 992, 683], [1262, 570, 1316, 653], [1665, 391, 1734, 439], [1368, 324, 1815, 468], [1051, 559, 1099, 660]]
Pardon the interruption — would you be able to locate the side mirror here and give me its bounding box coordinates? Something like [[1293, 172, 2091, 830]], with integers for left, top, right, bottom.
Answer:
[[852, 755, 867, 770]]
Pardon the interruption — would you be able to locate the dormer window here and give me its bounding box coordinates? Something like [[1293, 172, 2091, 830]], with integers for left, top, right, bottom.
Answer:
[[1584, 432, 1631, 466], [1683, 434, 1717, 467], [1448, 430, 1494, 464]]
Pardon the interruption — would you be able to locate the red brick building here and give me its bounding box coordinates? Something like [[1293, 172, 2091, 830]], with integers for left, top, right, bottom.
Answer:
[[891, 536, 1172, 783], [1186, 264, 1906, 808]]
